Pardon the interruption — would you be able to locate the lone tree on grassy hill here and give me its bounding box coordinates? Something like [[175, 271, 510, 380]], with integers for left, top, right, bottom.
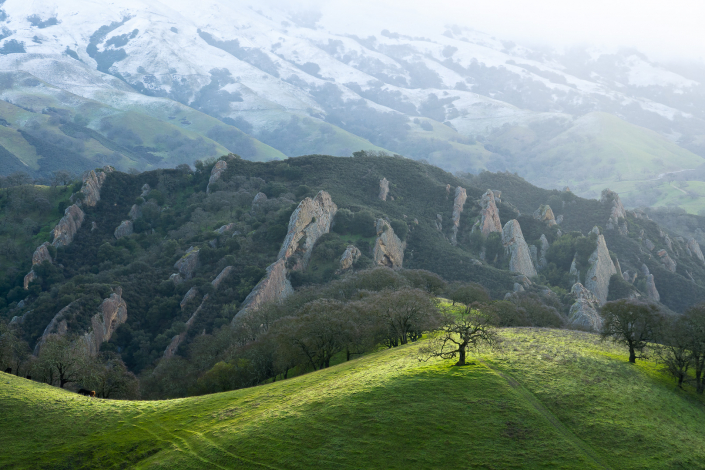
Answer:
[[683, 303, 705, 394], [656, 315, 693, 388], [600, 299, 663, 364], [421, 304, 498, 366]]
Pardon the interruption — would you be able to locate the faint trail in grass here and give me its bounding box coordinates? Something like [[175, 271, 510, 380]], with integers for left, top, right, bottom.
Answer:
[[134, 423, 229, 469], [480, 359, 612, 470], [178, 429, 282, 470]]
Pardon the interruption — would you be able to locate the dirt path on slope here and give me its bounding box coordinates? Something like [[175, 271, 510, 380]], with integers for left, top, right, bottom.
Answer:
[[479, 359, 612, 470]]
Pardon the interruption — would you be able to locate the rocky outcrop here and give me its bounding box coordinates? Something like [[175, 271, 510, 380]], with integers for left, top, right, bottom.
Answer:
[[114, 220, 134, 239], [501, 220, 537, 278], [337, 245, 361, 273], [279, 191, 337, 271], [169, 273, 184, 285], [568, 283, 602, 331], [435, 214, 443, 232], [477, 190, 502, 236], [373, 219, 405, 268], [687, 238, 705, 264], [533, 205, 557, 226], [569, 254, 580, 285], [180, 287, 198, 310], [538, 234, 549, 269], [80, 167, 112, 207], [82, 288, 127, 356], [450, 187, 467, 245], [140, 184, 151, 197], [35, 288, 126, 356], [128, 204, 142, 220], [584, 230, 617, 304], [215, 223, 237, 235], [212, 266, 234, 290], [643, 239, 655, 251], [235, 259, 293, 319], [379, 178, 389, 201], [642, 264, 660, 302], [174, 246, 200, 280], [24, 242, 53, 289], [657, 250, 677, 273], [165, 294, 209, 358], [252, 192, 268, 210], [207, 160, 228, 194], [601, 189, 627, 230], [52, 204, 85, 248]]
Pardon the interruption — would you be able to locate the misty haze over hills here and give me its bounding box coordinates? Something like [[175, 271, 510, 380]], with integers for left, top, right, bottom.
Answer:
[[0, 0, 703, 210]]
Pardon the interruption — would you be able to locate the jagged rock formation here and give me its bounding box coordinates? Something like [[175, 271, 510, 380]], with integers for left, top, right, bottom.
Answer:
[[529, 245, 538, 268], [642, 264, 660, 302], [584, 230, 617, 304], [206, 160, 228, 194], [450, 187, 467, 245], [82, 289, 128, 355], [569, 254, 580, 284], [602, 189, 627, 230], [643, 239, 655, 251], [169, 273, 184, 285], [568, 283, 602, 331], [140, 184, 151, 197], [211, 266, 234, 290], [538, 234, 549, 269], [180, 287, 198, 310], [215, 223, 236, 235], [373, 219, 405, 268], [252, 192, 267, 210], [533, 205, 557, 226], [379, 178, 389, 201], [52, 204, 85, 248], [435, 214, 443, 231], [128, 204, 142, 220], [687, 238, 705, 264], [79, 167, 112, 207], [114, 220, 134, 239], [174, 247, 200, 280], [337, 245, 361, 273], [476, 190, 502, 236], [34, 288, 126, 356], [501, 220, 537, 277], [279, 191, 338, 271], [165, 294, 209, 358], [23, 243, 53, 289], [657, 250, 677, 273], [445, 184, 451, 198], [235, 259, 293, 319]]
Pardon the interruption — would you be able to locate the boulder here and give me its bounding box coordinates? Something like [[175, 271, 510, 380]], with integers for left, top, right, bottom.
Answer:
[[618, 221, 629, 236], [379, 178, 390, 201], [569, 254, 580, 285], [687, 238, 705, 264], [279, 191, 337, 271], [584, 231, 617, 304], [643, 266, 660, 303], [52, 204, 85, 248], [234, 259, 293, 321], [513, 283, 525, 293], [450, 187, 467, 245], [643, 239, 655, 251], [174, 246, 200, 280], [568, 283, 602, 331], [114, 220, 134, 239], [165, 294, 209, 358], [338, 245, 361, 273], [140, 184, 151, 197], [169, 273, 184, 285], [23, 270, 38, 290], [529, 245, 538, 269], [91, 221, 98, 231], [477, 190, 502, 236], [435, 214, 443, 232], [80, 168, 111, 207], [538, 234, 549, 269], [601, 189, 627, 230], [556, 214, 564, 225], [128, 204, 142, 220], [657, 250, 677, 273], [206, 160, 228, 194], [211, 266, 234, 290], [32, 242, 53, 266], [533, 205, 557, 226], [373, 219, 405, 268], [501, 220, 537, 277]]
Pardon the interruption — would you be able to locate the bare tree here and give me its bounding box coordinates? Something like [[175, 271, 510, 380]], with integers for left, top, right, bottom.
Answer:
[[656, 315, 692, 388], [376, 288, 441, 347], [600, 299, 663, 363], [422, 305, 498, 366], [35, 335, 91, 388]]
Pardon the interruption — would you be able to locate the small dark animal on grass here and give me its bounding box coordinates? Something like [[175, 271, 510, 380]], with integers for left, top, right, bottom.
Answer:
[[4, 368, 11, 374], [78, 389, 96, 397]]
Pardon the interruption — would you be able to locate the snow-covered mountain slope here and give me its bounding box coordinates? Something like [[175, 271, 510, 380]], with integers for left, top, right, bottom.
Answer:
[[0, 0, 703, 208]]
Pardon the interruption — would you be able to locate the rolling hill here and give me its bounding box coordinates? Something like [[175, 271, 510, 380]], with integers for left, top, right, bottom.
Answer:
[[1, 328, 705, 469]]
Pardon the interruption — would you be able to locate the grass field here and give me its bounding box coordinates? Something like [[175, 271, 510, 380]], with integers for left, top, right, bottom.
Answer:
[[2, 328, 705, 469]]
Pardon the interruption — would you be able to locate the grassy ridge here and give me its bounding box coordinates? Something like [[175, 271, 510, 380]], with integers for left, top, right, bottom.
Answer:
[[2, 329, 705, 469]]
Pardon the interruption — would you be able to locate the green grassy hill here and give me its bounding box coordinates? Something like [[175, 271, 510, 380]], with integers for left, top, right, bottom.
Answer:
[[2, 328, 704, 469]]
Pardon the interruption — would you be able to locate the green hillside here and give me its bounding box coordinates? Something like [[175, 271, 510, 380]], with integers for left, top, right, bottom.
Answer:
[[2, 328, 704, 469]]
